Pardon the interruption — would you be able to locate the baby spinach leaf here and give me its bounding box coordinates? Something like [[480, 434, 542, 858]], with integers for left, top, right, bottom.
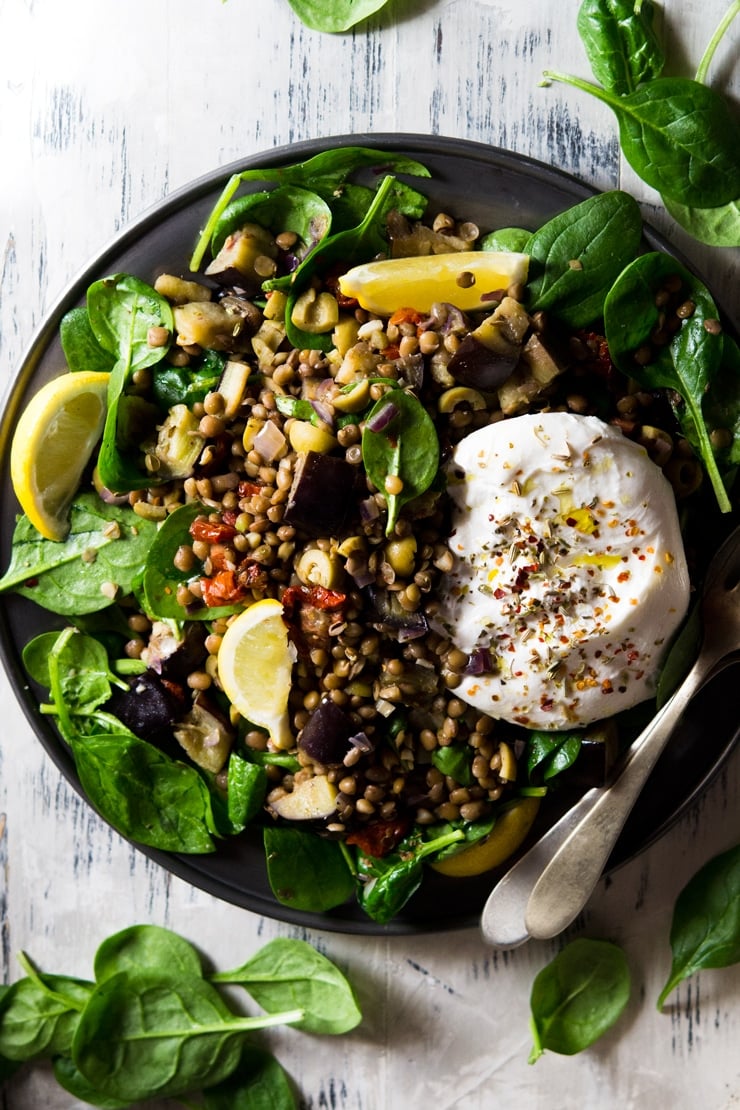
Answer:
[[603, 251, 730, 513], [205, 750, 267, 837], [152, 349, 225, 410], [529, 938, 631, 1062], [141, 501, 241, 621], [210, 184, 332, 259], [190, 146, 430, 272], [541, 73, 740, 208], [431, 743, 475, 786], [69, 730, 217, 853], [0, 493, 158, 615], [71, 969, 302, 1102], [286, 0, 390, 32], [202, 1043, 297, 1110], [357, 828, 464, 924], [362, 388, 440, 535], [94, 924, 204, 985], [524, 190, 642, 327], [527, 731, 583, 782], [60, 307, 117, 375], [577, 0, 664, 95], [212, 937, 361, 1035], [0, 973, 92, 1061], [23, 628, 122, 719], [89, 273, 173, 492], [53, 1056, 131, 1109], [657, 843, 740, 1009], [481, 227, 531, 252], [663, 193, 740, 248], [264, 825, 356, 911]]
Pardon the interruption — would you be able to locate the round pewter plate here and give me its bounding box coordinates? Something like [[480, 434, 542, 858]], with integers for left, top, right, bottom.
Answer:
[[1, 133, 738, 934]]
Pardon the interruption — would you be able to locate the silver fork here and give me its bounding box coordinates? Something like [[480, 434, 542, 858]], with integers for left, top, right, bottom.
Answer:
[[481, 523, 740, 948]]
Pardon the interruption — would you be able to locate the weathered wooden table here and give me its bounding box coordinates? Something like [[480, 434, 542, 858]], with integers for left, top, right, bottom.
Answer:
[[1, 1, 739, 1106]]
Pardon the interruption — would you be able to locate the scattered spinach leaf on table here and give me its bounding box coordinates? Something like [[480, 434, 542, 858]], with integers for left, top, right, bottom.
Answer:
[[657, 843, 740, 1009], [212, 937, 362, 1035], [93, 923, 204, 984], [576, 0, 664, 95], [201, 1044, 297, 1110], [285, 0, 390, 33], [603, 251, 731, 513], [529, 938, 631, 1062]]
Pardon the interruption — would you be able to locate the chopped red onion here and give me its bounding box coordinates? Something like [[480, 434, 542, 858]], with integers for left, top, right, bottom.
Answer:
[[464, 647, 494, 674], [253, 419, 286, 462], [366, 400, 398, 433], [348, 731, 374, 752], [359, 497, 380, 522], [310, 399, 335, 430]]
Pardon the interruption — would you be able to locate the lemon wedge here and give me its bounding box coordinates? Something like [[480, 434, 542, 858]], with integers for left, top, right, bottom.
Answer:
[[337, 251, 529, 315], [10, 370, 110, 541], [430, 796, 541, 877], [217, 598, 296, 749]]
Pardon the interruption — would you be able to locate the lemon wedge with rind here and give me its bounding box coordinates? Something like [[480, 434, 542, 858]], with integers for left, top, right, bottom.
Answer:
[[10, 370, 110, 542], [217, 598, 296, 750], [430, 796, 541, 877], [337, 251, 529, 315]]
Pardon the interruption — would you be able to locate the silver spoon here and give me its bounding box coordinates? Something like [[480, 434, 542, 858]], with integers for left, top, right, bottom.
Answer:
[[481, 523, 740, 948]]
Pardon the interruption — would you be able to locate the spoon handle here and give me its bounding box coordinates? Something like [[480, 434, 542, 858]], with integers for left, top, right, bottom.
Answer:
[[522, 659, 711, 940]]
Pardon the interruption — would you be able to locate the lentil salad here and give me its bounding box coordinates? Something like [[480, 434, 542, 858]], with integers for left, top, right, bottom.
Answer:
[[1, 144, 736, 926]]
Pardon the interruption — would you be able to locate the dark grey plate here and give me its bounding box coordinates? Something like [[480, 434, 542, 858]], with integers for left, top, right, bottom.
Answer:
[[1, 134, 738, 934]]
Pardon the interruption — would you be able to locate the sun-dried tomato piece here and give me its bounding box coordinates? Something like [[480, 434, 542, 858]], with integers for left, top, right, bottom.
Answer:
[[200, 570, 247, 607], [346, 817, 412, 858], [190, 516, 237, 544]]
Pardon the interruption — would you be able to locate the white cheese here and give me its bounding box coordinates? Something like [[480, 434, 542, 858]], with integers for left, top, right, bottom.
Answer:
[[434, 413, 690, 729]]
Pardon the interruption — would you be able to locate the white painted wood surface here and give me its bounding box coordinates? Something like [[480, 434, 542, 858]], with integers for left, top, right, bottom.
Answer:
[[1, 1, 739, 1106]]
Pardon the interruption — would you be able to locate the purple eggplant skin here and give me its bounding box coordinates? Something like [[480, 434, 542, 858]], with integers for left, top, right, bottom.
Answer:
[[298, 696, 356, 765], [447, 333, 519, 391], [283, 451, 360, 536], [141, 621, 207, 683], [104, 671, 185, 741]]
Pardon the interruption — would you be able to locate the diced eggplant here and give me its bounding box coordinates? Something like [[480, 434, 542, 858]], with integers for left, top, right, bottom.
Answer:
[[173, 692, 234, 774], [104, 671, 184, 740], [205, 224, 278, 294], [154, 273, 213, 305], [283, 451, 360, 536], [566, 722, 620, 788], [298, 696, 357, 765], [141, 621, 207, 683], [365, 586, 429, 641], [447, 297, 530, 391], [269, 775, 338, 821], [497, 332, 569, 416], [173, 301, 256, 352], [152, 404, 205, 479]]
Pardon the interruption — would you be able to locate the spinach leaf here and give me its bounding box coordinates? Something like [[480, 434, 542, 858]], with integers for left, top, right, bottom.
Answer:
[[357, 828, 464, 924], [541, 73, 740, 208], [60, 307, 117, 375], [89, 274, 173, 492], [603, 251, 730, 513], [202, 1044, 297, 1110], [69, 730, 217, 853], [657, 843, 740, 1009], [0, 972, 92, 1061], [207, 750, 267, 836], [577, 0, 664, 95], [0, 493, 158, 615], [152, 349, 225, 410], [23, 628, 122, 718], [527, 731, 582, 782], [263, 825, 356, 911], [424, 814, 496, 861], [286, 0, 390, 32], [529, 938, 631, 1061], [210, 184, 332, 259], [212, 937, 361, 1035], [71, 969, 302, 1102], [524, 190, 642, 327], [663, 194, 740, 248], [431, 743, 475, 786], [362, 388, 440, 535], [53, 1056, 131, 1109], [481, 227, 531, 252], [93, 924, 204, 984], [141, 501, 241, 621], [190, 146, 430, 272], [700, 336, 740, 469]]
